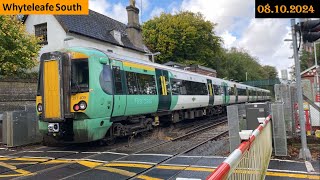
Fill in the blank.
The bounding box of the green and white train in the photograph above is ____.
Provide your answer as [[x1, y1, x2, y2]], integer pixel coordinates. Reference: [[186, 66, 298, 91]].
[[36, 47, 271, 143]]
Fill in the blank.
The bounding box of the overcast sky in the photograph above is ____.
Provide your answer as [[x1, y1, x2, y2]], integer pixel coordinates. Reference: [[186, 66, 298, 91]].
[[89, 0, 294, 75]]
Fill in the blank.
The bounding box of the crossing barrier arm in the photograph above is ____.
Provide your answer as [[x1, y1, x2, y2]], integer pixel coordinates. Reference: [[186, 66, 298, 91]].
[[207, 115, 272, 180]]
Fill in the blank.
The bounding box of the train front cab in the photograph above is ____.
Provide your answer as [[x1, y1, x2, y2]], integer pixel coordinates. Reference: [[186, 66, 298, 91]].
[[36, 50, 113, 143]]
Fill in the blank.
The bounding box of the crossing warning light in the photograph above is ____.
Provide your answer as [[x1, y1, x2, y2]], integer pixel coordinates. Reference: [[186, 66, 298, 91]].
[[299, 20, 320, 43]]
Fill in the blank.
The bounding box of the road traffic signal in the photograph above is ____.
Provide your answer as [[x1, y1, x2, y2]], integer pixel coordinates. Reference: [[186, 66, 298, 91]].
[[299, 20, 320, 43]]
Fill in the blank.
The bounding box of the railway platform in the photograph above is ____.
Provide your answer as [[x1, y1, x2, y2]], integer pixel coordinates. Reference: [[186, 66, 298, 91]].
[[0, 148, 319, 180]]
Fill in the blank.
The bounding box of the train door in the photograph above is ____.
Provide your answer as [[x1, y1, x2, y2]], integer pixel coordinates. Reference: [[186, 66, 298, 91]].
[[155, 69, 171, 111], [43, 59, 63, 119], [207, 79, 214, 105], [246, 87, 249, 101], [234, 84, 238, 103], [222, 83, 229, 104], [110, 60, 127, 117]]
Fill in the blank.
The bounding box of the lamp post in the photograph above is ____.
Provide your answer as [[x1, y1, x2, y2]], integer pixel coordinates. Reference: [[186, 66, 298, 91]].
[[145, 52, 161, 63]]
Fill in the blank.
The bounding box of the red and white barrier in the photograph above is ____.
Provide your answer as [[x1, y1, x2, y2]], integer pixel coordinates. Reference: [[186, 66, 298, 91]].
[[207, 115, 272, 180]]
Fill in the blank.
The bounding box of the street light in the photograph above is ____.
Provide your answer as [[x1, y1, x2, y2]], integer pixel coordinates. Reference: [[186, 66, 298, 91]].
[[145, 52, 160, 63]]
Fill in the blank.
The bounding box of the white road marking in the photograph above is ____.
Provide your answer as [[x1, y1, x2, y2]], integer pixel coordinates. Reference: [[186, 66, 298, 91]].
[[24, 151, 43, 153], [133, 153, 173, 157], [267, 168, 308, 174], [114, 160, 157, 165], [305, 161, 315, 172], [102, 152, 128, 155], [47, 151, 79, 153], [81, 152, 101, 154]]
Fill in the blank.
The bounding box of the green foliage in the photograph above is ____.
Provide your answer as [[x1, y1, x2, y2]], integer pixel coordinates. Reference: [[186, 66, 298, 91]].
[[142, 11, 278, 82], [0, 15, 41, 76], [216, 48, 277, 82], [300, 45, 320, 71], [142, 11, 222, 65], [262, 65, 278, 79]]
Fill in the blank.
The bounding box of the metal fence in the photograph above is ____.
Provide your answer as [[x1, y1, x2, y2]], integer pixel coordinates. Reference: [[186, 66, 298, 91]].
[[206, 115, 272, 180]]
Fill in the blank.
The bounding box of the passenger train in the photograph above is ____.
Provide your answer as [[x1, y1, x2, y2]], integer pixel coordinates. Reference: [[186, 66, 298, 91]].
[[36, 47, 271, 143]]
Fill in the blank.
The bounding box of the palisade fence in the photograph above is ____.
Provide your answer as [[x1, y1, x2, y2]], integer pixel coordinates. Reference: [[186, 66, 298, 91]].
[[206, 115, 272, 180], [0, 78, 37, 145]]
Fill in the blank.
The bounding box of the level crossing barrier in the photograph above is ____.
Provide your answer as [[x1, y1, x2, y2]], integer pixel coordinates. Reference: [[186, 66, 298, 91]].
[[207, 115, 272, 180]]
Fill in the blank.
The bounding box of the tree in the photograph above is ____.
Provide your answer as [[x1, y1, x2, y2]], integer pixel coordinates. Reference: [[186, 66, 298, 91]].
[[217, 48, 273, 82], [0, 15, 40, 76], [263, 65, 278, 79], [142, 11, 222, 65], [299, 44, 320, 71]]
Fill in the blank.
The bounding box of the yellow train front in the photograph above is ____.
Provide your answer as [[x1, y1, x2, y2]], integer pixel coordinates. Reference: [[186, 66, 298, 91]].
[[36, 48, 115, 143]]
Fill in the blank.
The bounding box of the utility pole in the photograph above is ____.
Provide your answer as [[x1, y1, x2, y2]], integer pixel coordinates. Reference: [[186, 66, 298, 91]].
[[291, 19, 312, 160], [314, 42, 319, 97]]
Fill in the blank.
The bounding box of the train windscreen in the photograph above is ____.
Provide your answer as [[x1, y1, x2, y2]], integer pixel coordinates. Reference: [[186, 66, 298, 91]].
[[71, 59, 89, 93]]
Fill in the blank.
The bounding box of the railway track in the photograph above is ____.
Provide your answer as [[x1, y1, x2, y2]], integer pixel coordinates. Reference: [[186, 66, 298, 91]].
[[172, 114, 226, 132]]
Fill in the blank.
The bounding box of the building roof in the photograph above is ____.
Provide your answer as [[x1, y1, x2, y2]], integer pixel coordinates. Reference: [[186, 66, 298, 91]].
[[163, 61, 186, 68], [190, 64, 217, 73], [300, 65, 319, 75], [23, 10, 147, 53]]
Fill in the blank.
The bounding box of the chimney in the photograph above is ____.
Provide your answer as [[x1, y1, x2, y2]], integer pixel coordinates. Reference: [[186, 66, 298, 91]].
[[126, 0, 144, 50]]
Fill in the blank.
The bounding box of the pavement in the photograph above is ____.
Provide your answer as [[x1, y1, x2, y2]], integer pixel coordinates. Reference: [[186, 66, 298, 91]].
[[0, 148, 319, 180]]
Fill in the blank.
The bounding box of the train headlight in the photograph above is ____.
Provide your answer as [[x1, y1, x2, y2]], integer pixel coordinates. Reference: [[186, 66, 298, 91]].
[[37, 103, 43, 112], [79, 101, 87, 110]]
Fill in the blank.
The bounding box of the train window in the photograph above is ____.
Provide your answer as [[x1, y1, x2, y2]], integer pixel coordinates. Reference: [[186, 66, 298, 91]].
[[136, 74, 157, 95], [126, 72, 139, 95], [182, 81, 205, 95], [71, 60, 89, 93], [191, 81, 207, 95], [99, 64, 113, 94], [37, 64, 42, 96], [213, 85, 220, 95], [112, 66, 123, 94], [171, 79, 207, 95], [229, 87, 235, 95], [237, 88, 246, 96], [171, 79, 186, 95]]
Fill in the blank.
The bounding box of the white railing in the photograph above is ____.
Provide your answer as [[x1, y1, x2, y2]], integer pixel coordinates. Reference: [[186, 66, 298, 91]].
[[207, 115, 272, 180]]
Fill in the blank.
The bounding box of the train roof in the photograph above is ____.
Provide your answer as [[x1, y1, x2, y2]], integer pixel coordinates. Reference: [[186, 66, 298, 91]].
[[70, 47, 270, 93]]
